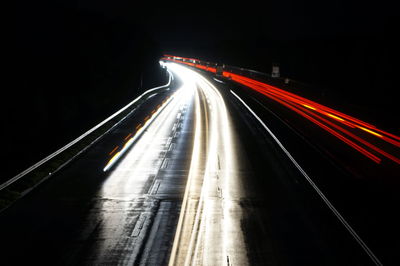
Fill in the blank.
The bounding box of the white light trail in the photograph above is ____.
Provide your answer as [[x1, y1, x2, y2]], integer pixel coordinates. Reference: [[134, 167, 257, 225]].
[[167, 63, 248, 266], [103, 94, 175, 172]]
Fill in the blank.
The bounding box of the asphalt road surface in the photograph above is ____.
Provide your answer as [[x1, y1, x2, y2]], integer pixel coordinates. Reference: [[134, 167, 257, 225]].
[[1, 62, 398, 265]]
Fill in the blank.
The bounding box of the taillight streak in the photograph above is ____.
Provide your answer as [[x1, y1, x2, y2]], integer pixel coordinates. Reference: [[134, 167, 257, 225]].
[[232, 75, 400, 164], [238, 79, 382, 163], [163, 58, 400, 164]]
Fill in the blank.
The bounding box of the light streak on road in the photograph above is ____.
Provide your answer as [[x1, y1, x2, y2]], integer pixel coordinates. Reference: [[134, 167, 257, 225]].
[[88, 74, 194, 263], [359, 126, 383, 138], [226, 72, 400, 164], [169, 74, 202, 266], [326, 113, 345, 122], [103, 94, 174, 171], [167, 63, 248, 266], [164, 57, 400, 165], [101, 89, 192, 181], [303, 104, 317, 110], [105, 152, 121, 170]]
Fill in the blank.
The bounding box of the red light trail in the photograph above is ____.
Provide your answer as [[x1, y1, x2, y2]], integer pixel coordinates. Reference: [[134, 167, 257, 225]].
[[164, 56, 400, 165]]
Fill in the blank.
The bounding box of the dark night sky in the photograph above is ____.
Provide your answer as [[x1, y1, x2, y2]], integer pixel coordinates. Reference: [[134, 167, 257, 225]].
[[6, 0, 399, 179], [13, 0, 398, 67], [77, 1, 396, 39], [58, 0, 398, 114]]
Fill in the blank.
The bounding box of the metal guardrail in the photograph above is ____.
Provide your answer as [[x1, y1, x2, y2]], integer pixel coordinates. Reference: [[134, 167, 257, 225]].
[[0, 70, 173, 192], [219, 63, 311, 90], [163, 56, 312, 92]]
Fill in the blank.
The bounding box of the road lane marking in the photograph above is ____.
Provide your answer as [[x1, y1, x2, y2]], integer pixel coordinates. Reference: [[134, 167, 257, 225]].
[[185, 87, 210, 266], [131, 214, 147, 237], [149, 179, 161, 195], [169, 143, 176, 152], [161, 158, 169, 169], [124, 133, 133, 140], [230, 90, 383, 266], [167, 63, 248, 265], [168, 86, 202, 266], [108, 146, 119, 156], [166, 137, 172, 146]]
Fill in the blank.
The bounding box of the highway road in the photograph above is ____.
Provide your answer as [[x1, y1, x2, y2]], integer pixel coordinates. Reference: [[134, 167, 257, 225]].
[[1, 62, 399, 265]]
